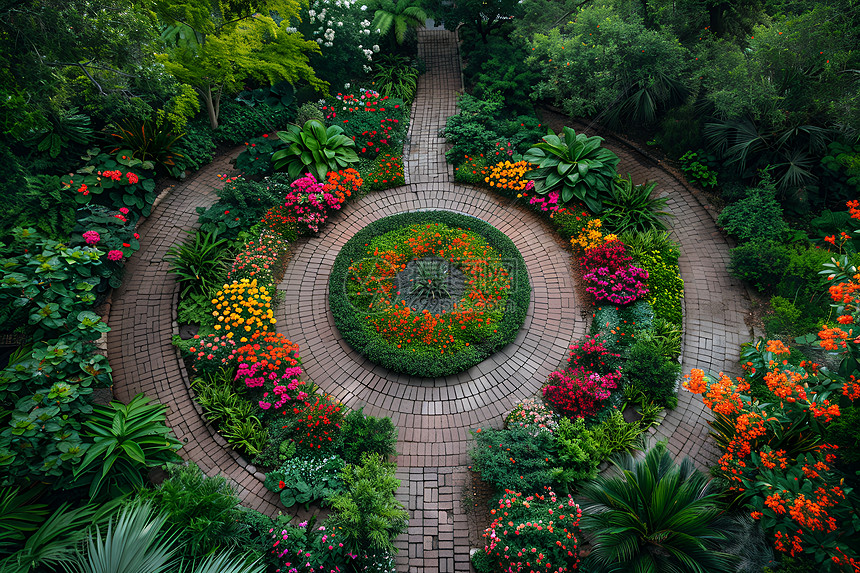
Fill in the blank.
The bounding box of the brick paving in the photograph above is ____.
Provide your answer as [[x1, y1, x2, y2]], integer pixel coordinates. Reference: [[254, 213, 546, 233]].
[[106, 27, 750, 572]]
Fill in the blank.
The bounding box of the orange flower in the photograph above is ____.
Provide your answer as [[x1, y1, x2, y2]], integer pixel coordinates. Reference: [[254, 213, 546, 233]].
[[765, 340, 791, 355]]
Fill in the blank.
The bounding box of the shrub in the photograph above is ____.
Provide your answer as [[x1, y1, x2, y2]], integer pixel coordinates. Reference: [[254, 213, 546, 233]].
[[327, 453, 408, 553], [296, 102, 324, 126], [267, 517, 357, 572], [624, 338, 681, 408], [362, 152, 405, 191], [454, 154, 489, 184], [215, 100, 294, 146], [729, 241, 792, 292], [263, 455, 345, 509], [590, 302, 655, 352], [717, 176, 789, 243], [634, 244, 684, 326], [567, 335, 621, 375], [504, 398, 559, 434], [281, 173, 347, 234], [140, 462, 257, 563], [473, 487, 582, 573], [679, 150, 719, 189], [554, 417, 602, 483], [470, 426, 558, 494], [164, 230, 231, 298], [175, 118, 216, 171], [544, 366, 621, 419], [601, 175, 671, 234], [281, 394, 345, 454], [338, 408, 398, 465], [590, 409, 642, 458]]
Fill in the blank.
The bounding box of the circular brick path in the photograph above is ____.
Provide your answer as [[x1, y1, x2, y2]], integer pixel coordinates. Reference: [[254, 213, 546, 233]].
[[106, 28, 750, 573]]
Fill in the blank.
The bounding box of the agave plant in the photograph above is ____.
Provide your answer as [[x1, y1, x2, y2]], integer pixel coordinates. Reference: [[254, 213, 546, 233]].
[[272, 119, 359, 180], [601, 174, 672, 234], [523, 126, 620, 213], [409, 259, 451, 300], [578, 443, 736, 573]]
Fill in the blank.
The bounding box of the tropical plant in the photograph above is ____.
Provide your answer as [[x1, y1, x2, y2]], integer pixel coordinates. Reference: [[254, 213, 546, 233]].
[[326, 453, 408, 553], [236, 80, 295, 109], [409, 259, 452, 300], [0, 501, 121, 573], [372, 54, 419, 102], [578, 443, 735, 573], [523, 126, 620, 213], [139, 463, 256, 564], [601, 175, 671, 234], [0, 486, 48, 554], [338, 408, 398, 465], [24, 106, 94, 159], [369, 0, 427, 47], [110, 116, 185, 175], [73, 394, 184, 499], [163, 230, 231, 298], [272, 119, 358, 179]]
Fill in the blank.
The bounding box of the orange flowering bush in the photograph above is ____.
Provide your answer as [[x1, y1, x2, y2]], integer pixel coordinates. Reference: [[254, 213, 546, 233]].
[[365, 152, 405, 191], [484, 160, 534, 195], [323, 167, 363, 203], [570, 219, 618, 253], [685, 339, 860, 569]]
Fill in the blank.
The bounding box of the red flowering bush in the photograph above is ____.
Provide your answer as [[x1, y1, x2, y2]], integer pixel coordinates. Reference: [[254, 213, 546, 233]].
[[284, 394, 344, 452], [323, 90, 407, 160], [567, 335, 620, 374], [259, 204, 298, 238], [579, 240, 649, 305], [234, 331, 306, 412], [365, 153, 405, 191], [543, 366, 621, 419], [474, 487, 582, 573], [579, 240, 632, 273]]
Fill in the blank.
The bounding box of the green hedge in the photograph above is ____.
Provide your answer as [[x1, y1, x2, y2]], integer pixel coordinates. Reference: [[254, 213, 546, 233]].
[[329, 211, 530, 378]]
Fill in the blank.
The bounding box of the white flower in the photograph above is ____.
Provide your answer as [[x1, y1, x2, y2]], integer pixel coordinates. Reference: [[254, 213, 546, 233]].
[[337, 21, 343, 26], [363, 29, 370, 35], [344, 83, 351, 89], [360, 4, 367, 9], [285, 26, 297, 33], [363, 64, 372, 73], [360, 19, 370, 27], [315, 38, 323, 43], [372, 44, 379, 52], [324, 41, 333, 47], [308, 9, 316, 18]]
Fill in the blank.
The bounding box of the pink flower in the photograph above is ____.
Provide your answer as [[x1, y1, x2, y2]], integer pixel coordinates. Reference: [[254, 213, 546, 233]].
[[107, 250, 124, 261], [82, 230, 100, 245], [119, 207, 129, 214]]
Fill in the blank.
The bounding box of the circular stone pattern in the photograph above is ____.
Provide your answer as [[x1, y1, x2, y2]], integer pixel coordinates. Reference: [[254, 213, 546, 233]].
[[330, 211, 531, 378]]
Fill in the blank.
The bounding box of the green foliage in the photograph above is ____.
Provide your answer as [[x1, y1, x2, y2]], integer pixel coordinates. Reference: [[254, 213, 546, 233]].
[[824, 404, 860, 466], [236, 80, 295, 110], [717, 175, 789, 243], [628, 236, 684, 327], [263, 455, 345, 509], [155, 0, 325, 130], [579, 443, 735, 573], [729, 240, 791, 292], [296, 103, 324, 126], [625, 338, 682, 408], [523, 126, 621, 212], [24, 107, 94, 160], [214, 100, 295, 146], [233, 135, 283, 178], [338, 408, 397, 465], [369, 0, 427, 46], [373, 55, 420, 102], [191, 374, 267, 457], [634, 318, 682, 361], [654, 105, 705, 160], [174, 119, 217, 172], [0, 485, 48, 554], [470, 426, 558, 494], [527, 10, 690, 127], [195, 175, 291, 242], [601, 175, 671, 234], [327, 453, 408, 553], [273, 119, 359, 179], [109, 116, 185, 177], [140, 463, 258, 564], [73, 394, 184, 499], [440, 0, 522, 42], [1, 175, 77, 242], [766, 295, 802, 336], [453, 154, 490, 185], [462, 37, 539, 115], [589, 410, 642, 458], [553, 417, 602, 483], [679, 150, 719, 189], [821, 141, 860, 199], [591, 301, 654, 352], [163, 230, 231, 299]]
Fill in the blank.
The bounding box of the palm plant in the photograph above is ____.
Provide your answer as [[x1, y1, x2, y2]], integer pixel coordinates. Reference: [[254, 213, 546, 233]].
[[373, 54, 420, 102], [601, 175, 672, 234], [410, 259, 451, 300], [0, 486, 48, 555], [602, 72, 690, 129], [578, 443, 736, 573], [369, 0, 427, 47]]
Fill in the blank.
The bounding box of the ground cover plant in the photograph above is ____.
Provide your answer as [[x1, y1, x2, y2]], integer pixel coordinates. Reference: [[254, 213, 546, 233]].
[[330, 211, 531, 377]]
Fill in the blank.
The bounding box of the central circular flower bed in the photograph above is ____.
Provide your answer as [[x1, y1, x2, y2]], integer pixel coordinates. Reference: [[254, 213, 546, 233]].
[[330, 211, 531, 378]]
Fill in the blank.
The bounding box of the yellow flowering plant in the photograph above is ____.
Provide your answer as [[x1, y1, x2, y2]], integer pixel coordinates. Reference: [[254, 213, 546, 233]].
[[571, 218, 617, 252], [484, 160, 534, 196], [211, 278, 276, 342]]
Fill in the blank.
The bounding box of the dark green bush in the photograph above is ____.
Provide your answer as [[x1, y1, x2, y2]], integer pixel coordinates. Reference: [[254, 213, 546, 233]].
[[729, 241, 792, 292], [470, 426, 558, 494], [338, 408, 398, 465], [717, 177, 789, 243], [215, 100, 295, 146], [174, 118, 216, 171], [591, 301, 654, 352], [654, 104, 705, 159], [624, 338, 681, 408]]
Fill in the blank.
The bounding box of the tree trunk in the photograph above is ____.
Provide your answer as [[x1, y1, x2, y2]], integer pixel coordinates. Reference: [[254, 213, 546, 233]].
[[203, 85, 218, 130], [708, 2, 729, 37]]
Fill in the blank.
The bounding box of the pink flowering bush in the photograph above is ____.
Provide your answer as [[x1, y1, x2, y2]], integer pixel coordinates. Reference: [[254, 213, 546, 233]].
[[227, 231, 291, 285], [582, 264, 649, 305], [474, 487, 582, 573], [543, 366, 621, 419], [579, 240, 632, 273], [284, 174, 345, 234], [269, 522, 357, 573], [233, 331, 306, 412], [185, 333, 238, 374]]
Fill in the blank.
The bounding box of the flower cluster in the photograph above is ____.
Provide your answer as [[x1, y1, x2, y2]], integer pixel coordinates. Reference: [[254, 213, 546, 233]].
[[543, 366, 621, 418], [285, 394, 344, 452], [283, 173, 344, 234], [323, 167, 363, 203], [480, 487, 582, 573], [259, 204, 297, 237], [580, 241, 648, 305], [347, 223, 511, 354], [269, 522, 356, 573], [211, 279, 277, 342], [485, 160, 534, 194], [567, 335, 619, 374], [353, 118, 399, 155], [570, 218, 617, 252], [504, 398, 559, 435], [186, 334, 238, 373], [82, 230, 100, 245], [227, 232, 291, 284], [365, 152, 405, 191], [234, 331, 306, 411]]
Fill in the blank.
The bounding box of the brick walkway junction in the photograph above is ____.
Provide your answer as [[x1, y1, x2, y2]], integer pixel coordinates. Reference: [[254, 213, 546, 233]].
[[107, 28, 750, 572]]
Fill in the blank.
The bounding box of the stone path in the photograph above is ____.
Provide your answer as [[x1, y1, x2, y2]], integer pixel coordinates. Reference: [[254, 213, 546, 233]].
[[106, 27, 749, 573]]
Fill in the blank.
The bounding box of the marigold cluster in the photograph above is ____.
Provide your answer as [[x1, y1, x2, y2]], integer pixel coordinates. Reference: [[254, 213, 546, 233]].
[[211, 279, 276, 342], [484, 160, 534, 192]]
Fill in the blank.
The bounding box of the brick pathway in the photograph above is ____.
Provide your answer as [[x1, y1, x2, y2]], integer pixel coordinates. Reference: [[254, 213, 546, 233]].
[[106, 27, 750, 573]]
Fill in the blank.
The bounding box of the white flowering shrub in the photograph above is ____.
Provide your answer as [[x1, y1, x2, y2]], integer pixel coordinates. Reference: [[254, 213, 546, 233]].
[[290, 0, 381, 87]]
